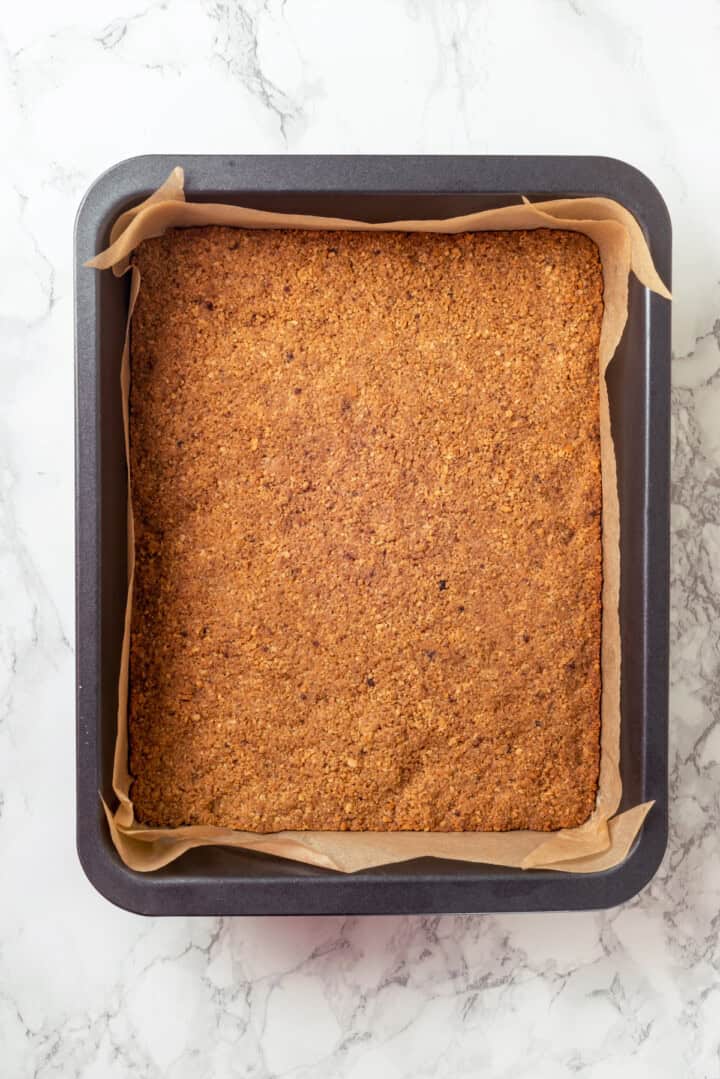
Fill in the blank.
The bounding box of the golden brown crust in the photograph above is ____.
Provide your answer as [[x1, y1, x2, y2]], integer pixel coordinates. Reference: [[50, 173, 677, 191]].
[[128, 225, 603, 833]]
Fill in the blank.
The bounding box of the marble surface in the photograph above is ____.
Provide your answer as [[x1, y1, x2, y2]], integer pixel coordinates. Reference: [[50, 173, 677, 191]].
[[2, 0, 720, 1075]]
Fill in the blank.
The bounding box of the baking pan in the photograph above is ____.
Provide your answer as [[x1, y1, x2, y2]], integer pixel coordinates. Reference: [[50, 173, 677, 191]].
[[75, 155, 670, 915]]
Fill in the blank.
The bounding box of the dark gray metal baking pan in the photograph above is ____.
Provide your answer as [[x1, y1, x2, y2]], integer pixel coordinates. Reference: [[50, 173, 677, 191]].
[[75, 155, 670, 915]]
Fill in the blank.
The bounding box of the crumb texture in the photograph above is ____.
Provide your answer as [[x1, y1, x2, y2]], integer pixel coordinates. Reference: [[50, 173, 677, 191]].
[[129, 225, 603, 833]]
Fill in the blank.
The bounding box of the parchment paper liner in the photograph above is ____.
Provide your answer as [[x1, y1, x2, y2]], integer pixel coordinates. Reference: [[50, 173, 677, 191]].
[[88, 167, 670, 873]]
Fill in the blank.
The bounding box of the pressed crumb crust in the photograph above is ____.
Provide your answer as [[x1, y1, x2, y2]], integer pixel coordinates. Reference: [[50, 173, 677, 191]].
[[128, 225, 603, 833]]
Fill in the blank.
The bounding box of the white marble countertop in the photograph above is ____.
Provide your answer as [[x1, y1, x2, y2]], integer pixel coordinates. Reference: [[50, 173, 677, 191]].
[[2, 0, 720, 1075]]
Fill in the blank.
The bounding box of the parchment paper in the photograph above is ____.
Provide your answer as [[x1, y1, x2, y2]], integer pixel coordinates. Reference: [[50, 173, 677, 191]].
[[88, 167, 670, 874]]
